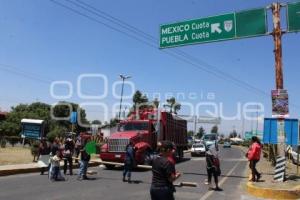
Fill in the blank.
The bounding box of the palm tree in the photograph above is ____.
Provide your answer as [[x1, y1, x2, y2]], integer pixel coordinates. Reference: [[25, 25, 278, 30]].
[[164, 97, 181, 114]]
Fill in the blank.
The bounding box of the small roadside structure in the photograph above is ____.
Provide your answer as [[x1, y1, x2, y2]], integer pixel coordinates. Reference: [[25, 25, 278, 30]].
[[21, 119, 45, 140]]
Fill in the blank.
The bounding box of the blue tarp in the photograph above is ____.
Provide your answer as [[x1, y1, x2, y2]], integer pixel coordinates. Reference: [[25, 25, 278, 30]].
[[263, 118, 299, 145], [70, 111, 77, 124], [263, 118, 278, 144], [285, 119, 299, 146]]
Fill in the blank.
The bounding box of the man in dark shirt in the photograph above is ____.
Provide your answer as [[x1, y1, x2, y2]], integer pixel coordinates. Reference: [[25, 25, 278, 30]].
[[150, 141, 180, 200], [123, 142, 135, 183], [78, 147, 91, 180], [63, 138, 75, 175]]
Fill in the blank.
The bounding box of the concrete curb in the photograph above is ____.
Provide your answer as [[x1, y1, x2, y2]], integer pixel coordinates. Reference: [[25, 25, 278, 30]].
[[246, 182, 300, 199], [0, 162, 101, 177], [238, 144, 300, 200]]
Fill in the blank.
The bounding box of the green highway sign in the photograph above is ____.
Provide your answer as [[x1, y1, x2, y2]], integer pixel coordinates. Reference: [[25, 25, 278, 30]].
[[235, 8, 267, 38], [287, 2, 300, 32], [160, 8, 267, 48]]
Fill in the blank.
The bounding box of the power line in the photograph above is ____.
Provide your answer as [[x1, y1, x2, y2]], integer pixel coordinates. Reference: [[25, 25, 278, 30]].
[[51, 0, 272, 98], [73, 0, 267, 96], [0, 63, 52, 84], [54, 0, 300, 110], [73, 0, 271, 97]]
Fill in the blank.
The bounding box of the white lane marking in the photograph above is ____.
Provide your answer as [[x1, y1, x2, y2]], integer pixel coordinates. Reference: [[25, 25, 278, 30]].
[[191, 158, 206, 161], [191, 158, 247, 162], [199, 161, 241, 200]]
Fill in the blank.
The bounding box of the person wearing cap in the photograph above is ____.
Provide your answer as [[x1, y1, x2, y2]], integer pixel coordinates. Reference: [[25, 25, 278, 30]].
[[205, 144, 222, 191], [150, 141, 180, 200]]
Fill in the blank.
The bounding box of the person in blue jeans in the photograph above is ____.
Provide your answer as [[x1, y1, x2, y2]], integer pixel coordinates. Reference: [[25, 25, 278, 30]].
[[123, 142, 135, 183], [78, 147, 90, 180]]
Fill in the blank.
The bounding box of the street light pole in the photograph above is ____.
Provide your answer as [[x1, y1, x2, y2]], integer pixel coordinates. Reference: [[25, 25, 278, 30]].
[[118, 74, 131, 120]]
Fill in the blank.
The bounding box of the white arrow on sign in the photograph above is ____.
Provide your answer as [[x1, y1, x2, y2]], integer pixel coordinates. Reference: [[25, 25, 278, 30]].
[[211, 23, 222, 34]]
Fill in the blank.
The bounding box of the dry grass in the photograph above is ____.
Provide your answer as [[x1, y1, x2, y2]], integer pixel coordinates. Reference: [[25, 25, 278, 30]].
[[0, 147, 34, 165]]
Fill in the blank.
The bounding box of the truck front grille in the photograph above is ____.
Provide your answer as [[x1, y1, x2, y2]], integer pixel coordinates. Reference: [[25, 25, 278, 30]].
[[108, 138, 129, 152]]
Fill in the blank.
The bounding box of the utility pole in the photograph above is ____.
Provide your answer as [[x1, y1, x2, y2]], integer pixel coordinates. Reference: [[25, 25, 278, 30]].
[[256, 104, 259, 136], [271, 2, 287, 182], [271, 3, 285, 157], [194, 115, 197, 142], [241, 116, 245, 139], [272, 3, 284, 90], [118, 74, 131, 120]]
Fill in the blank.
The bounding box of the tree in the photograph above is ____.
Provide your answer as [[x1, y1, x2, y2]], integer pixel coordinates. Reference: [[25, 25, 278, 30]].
[[91, 120, 101, 125], [164, 97, 181, 114], [109, 118, 119, 128], [132, 90, 148, 110], [187, 130, 194, 137], [0, 102, 51, 137], [0, 101, 89, 139], [196, 126, 206, 139], [220, 134, 225, 140], [47, 125, 67, 142], [211, 125, 218, 134], [51, 101, 89, 133], [153, 98, 160, 109], [229, 130, 238, 138]]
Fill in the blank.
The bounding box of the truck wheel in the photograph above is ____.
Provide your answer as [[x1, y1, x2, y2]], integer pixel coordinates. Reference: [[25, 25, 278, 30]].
[[177, 148, 184, 161], [143, 150, 151, 165], [104, 164, 115, 170], [180, 148, 184, 159]]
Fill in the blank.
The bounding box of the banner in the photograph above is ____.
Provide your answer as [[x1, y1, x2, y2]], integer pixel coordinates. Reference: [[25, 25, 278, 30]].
[[272, 89, 289, 118]]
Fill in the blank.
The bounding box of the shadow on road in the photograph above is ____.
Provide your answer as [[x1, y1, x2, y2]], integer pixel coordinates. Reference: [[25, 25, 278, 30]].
[[98, 176, 150, 185], [183, 172, 248, 179], [177, 158, 191, 163]]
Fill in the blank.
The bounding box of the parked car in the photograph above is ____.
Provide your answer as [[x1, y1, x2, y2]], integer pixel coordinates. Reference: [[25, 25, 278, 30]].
[[288, 146, 300, 165], [191, 143, 206, 157], [223, 141, 231, 148]]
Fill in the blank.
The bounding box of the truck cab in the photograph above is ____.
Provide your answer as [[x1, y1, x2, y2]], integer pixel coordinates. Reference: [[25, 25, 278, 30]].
[[100, 120, 156, 167]]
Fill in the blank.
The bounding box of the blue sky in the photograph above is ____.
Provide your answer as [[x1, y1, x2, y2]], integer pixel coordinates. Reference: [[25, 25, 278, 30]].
[[0, 0, 299, 134]]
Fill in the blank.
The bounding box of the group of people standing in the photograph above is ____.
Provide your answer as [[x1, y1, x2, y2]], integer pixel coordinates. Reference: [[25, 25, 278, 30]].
[[38, 135, 262, 200], [37, 135, 91, 181], [147, 136, 262, 200]]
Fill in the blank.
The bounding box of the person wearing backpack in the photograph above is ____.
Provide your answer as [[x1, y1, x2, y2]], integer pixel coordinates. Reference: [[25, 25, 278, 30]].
[[205, 144, 222, 191]]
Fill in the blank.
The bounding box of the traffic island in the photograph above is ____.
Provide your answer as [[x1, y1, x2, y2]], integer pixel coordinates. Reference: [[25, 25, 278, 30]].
[[0, 159, 101, 176], [247, 181, 300, 199], [244, 156, 300, 199], [235, 145, 300, 199]]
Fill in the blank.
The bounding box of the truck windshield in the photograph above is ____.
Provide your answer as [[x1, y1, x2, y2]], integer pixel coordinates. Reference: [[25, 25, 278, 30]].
[[203, 134, 216, 141], [118, 123, 148, 132]]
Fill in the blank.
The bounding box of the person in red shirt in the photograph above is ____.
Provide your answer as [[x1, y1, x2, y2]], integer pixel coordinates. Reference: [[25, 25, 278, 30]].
[[247, 136, 262, 182]]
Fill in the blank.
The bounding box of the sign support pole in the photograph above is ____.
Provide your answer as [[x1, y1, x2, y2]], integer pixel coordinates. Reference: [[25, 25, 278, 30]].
[[272, 3, 284, 90], [271, 2, 286, 182]]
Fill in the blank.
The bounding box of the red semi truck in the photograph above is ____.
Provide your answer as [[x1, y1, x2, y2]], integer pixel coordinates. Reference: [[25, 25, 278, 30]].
[[100, 109, 188, 168]]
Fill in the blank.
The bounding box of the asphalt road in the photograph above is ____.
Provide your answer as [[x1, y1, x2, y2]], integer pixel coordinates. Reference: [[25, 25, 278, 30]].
[[0, 146, 256, 200]]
